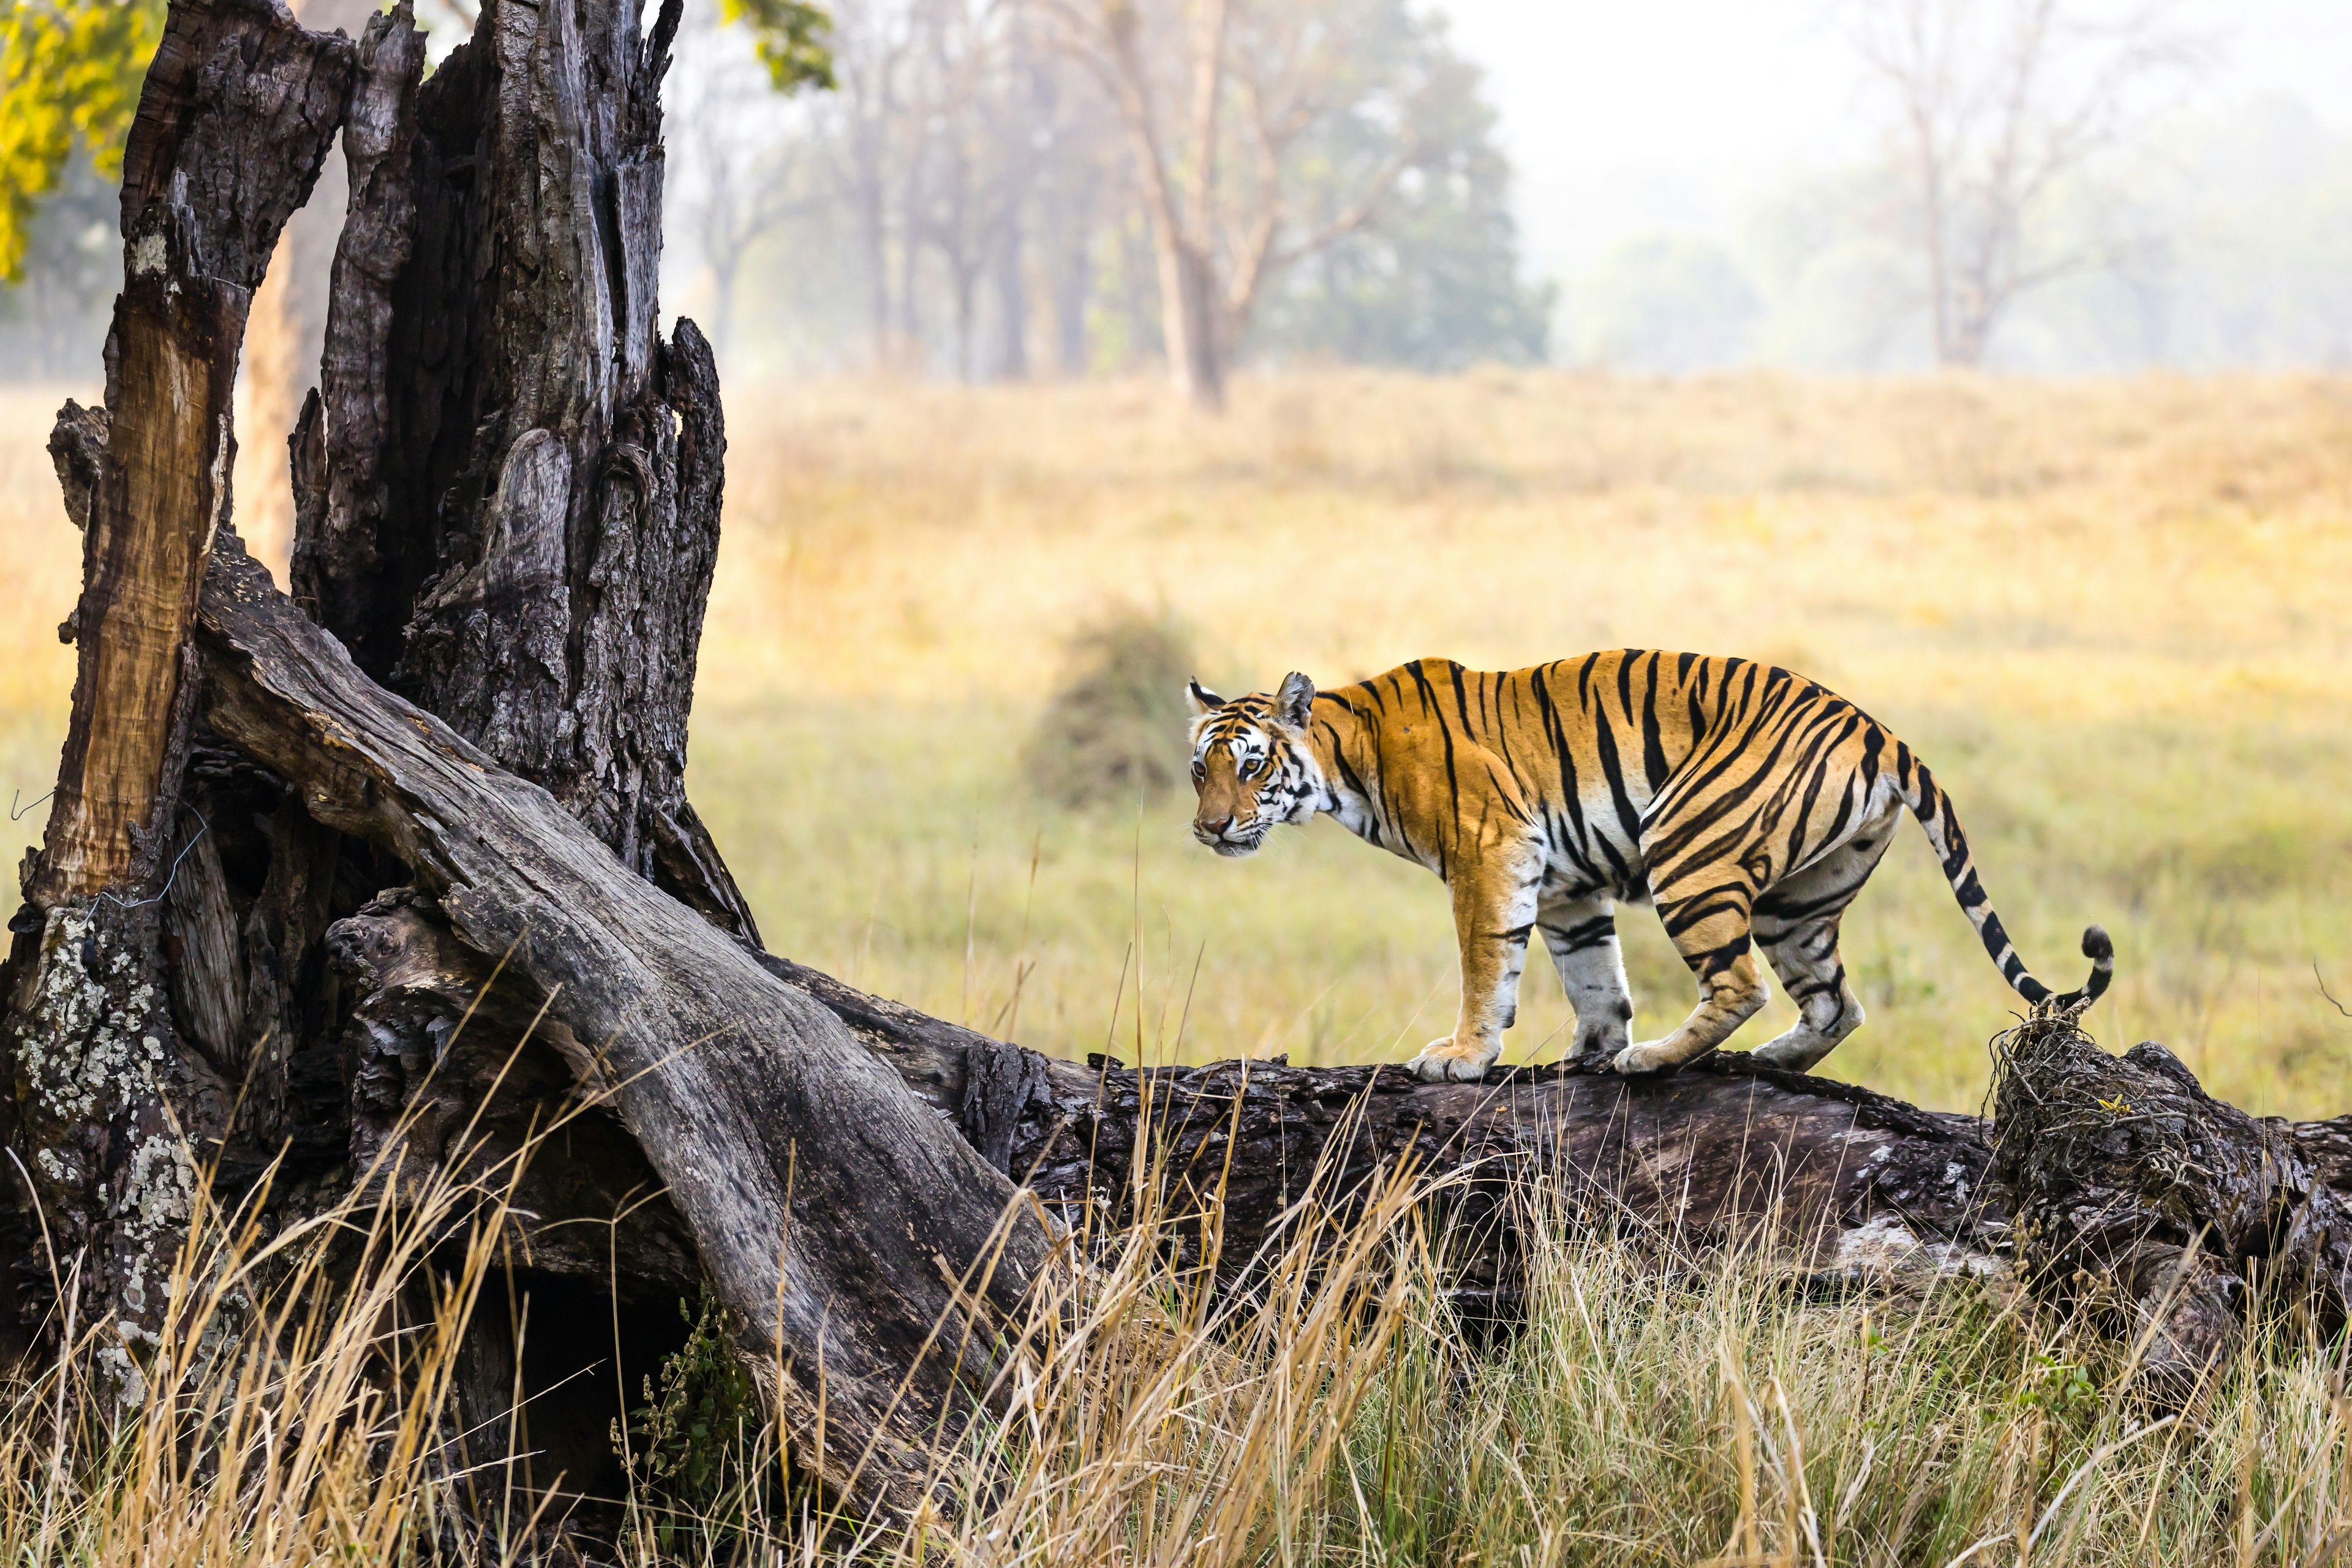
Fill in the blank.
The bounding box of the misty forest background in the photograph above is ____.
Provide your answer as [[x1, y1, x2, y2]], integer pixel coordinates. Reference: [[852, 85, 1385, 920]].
[[2, 0, 2350, 1123], [10, 0, 2352, 383]]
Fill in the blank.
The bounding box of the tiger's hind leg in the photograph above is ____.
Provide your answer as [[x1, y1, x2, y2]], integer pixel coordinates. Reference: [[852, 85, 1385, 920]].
[[1750, 916, 1862, 1072], [1750, 826, 1896, 1072], [1612, 888, 1768, 1076], [1539, 894, 1634, 1065]]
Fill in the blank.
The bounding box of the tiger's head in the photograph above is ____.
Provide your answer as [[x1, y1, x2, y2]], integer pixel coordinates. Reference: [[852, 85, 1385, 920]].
[[1186, 671, 1325, 857]]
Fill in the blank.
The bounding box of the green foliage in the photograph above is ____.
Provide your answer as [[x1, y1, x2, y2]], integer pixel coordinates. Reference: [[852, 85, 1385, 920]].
[[2016, 1348, 2101, 1419], [1248, 4, 1551, 370], [614, 1295, 774, 1547], [0, 0, 162, 283], [1021, 608, 1200, 810], [717, 0, 833, 95]]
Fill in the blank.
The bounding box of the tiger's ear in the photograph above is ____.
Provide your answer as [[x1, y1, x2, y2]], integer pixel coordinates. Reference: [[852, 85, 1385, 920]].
[[1185, 679, 1224, 717], [1275, 671, 1316, 729]]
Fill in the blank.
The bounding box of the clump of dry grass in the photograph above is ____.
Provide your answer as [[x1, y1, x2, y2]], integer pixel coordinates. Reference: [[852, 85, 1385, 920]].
[[0, 1142, 516, 1564], [1020, 608, 1199, 809]]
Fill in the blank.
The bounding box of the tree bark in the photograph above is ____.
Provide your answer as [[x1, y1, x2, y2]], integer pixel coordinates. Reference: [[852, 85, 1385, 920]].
[[285, 0, 754, 941], [1, 0, 354, 1362]]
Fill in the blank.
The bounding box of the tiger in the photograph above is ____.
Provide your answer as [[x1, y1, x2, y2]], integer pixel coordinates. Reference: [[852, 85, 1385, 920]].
[[1185, 651, 2112, 1082]]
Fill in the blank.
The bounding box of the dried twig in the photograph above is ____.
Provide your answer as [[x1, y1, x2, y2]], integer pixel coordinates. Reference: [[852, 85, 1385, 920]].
[[2318, 962, 2352, 1022]]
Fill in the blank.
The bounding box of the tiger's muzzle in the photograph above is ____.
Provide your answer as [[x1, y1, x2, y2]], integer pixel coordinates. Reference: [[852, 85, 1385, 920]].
[[1193, 812, 1269, 856]]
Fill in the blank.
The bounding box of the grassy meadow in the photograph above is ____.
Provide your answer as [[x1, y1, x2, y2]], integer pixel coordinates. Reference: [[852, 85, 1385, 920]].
[[4, 371, 2352, 1564], [7, 372, 2352, 1114]]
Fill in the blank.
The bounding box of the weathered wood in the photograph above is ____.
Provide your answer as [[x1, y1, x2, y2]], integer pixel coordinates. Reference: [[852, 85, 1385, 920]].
[[285, 0, 424, 641], [285, 0, 756, 940], [2, 0, 355, 1356], [257, 0, 755, 1491], [196, 535, 1050, 1509], [821, 986, 2002, 1298], [789, 965, 2352, 1393], [34, 0, 353, 902], [1994, 1025, 2352, 1396]]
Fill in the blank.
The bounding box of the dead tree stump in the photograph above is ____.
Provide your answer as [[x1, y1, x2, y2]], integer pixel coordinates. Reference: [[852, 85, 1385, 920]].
[[1, 0, 353, 1371]]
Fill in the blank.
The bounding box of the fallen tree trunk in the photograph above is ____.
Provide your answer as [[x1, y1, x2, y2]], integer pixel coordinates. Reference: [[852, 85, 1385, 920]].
[[766, 953, 1994, 1291], [196, 535, 1049, 1510], [780, 950, 2352, 1394]]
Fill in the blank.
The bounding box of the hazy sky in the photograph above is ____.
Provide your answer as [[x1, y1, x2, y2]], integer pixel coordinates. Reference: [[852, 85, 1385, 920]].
[[1434, 0, 2352, 283]]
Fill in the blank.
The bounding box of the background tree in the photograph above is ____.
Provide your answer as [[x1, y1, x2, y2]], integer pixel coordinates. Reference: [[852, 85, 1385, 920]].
[[666, 0, 815, 364], [1841, 0, 2201, 368], [0, 0, 164, 282], [1042, 0, 1447, 409], [1248, 21, 1548, 371], [647, 0, 1540, 386], [720, 0, 832, 91]]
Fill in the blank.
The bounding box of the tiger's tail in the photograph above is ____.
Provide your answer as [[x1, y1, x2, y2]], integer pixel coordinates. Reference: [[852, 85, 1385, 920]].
[[1901, 761, 2113, 1012]]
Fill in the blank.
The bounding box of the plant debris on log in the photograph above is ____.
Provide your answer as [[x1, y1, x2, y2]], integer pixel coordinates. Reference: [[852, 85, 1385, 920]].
[[1994, 1013, 2352, 1396]]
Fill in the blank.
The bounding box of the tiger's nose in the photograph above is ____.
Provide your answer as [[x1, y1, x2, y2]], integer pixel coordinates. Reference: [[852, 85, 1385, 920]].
[[1197, 815, 1233, 838]]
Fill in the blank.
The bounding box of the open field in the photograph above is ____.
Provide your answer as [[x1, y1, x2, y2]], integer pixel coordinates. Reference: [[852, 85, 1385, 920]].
[[6, 371, 2352, 1563], [6, 372, 2352, 1115]]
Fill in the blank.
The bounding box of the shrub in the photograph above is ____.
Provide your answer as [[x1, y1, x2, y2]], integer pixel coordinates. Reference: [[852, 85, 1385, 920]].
[[1022, 609, 1200, 809]]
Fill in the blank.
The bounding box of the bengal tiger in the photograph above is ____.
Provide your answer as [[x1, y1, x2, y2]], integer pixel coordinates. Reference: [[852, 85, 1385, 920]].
[[1185, 652, 2111, 1082]]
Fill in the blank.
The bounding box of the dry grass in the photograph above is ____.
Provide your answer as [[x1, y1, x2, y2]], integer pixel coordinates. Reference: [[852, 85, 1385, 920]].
[[7, 372, 2351, 1115], [0, 1104, 531, 1563], [0, 938, 2349, 1564], [16, 1110, 2352, 1566]]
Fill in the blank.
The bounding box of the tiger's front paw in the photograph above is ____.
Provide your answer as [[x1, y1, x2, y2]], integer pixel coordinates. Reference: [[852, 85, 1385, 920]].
[[1405, 1037, 1496, 1083]]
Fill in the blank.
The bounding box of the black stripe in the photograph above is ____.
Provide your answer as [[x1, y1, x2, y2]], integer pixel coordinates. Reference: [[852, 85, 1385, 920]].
[[1408, 660, 1461, 836], [1531, 666, 1604, 883], [1662, 889, 1751, 938], [1978, 911, 2018, 963], [1640, 654, 1670, 792], [1591, 711, 1643, 851], [1756, 876, 1866, 923], [1545, 914, 1618, 952], [1686, 937, 1752, 978]]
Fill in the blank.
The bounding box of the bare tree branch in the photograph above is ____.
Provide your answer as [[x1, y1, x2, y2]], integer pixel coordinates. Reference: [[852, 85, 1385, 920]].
[[1841, 0, 2203, 366]]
